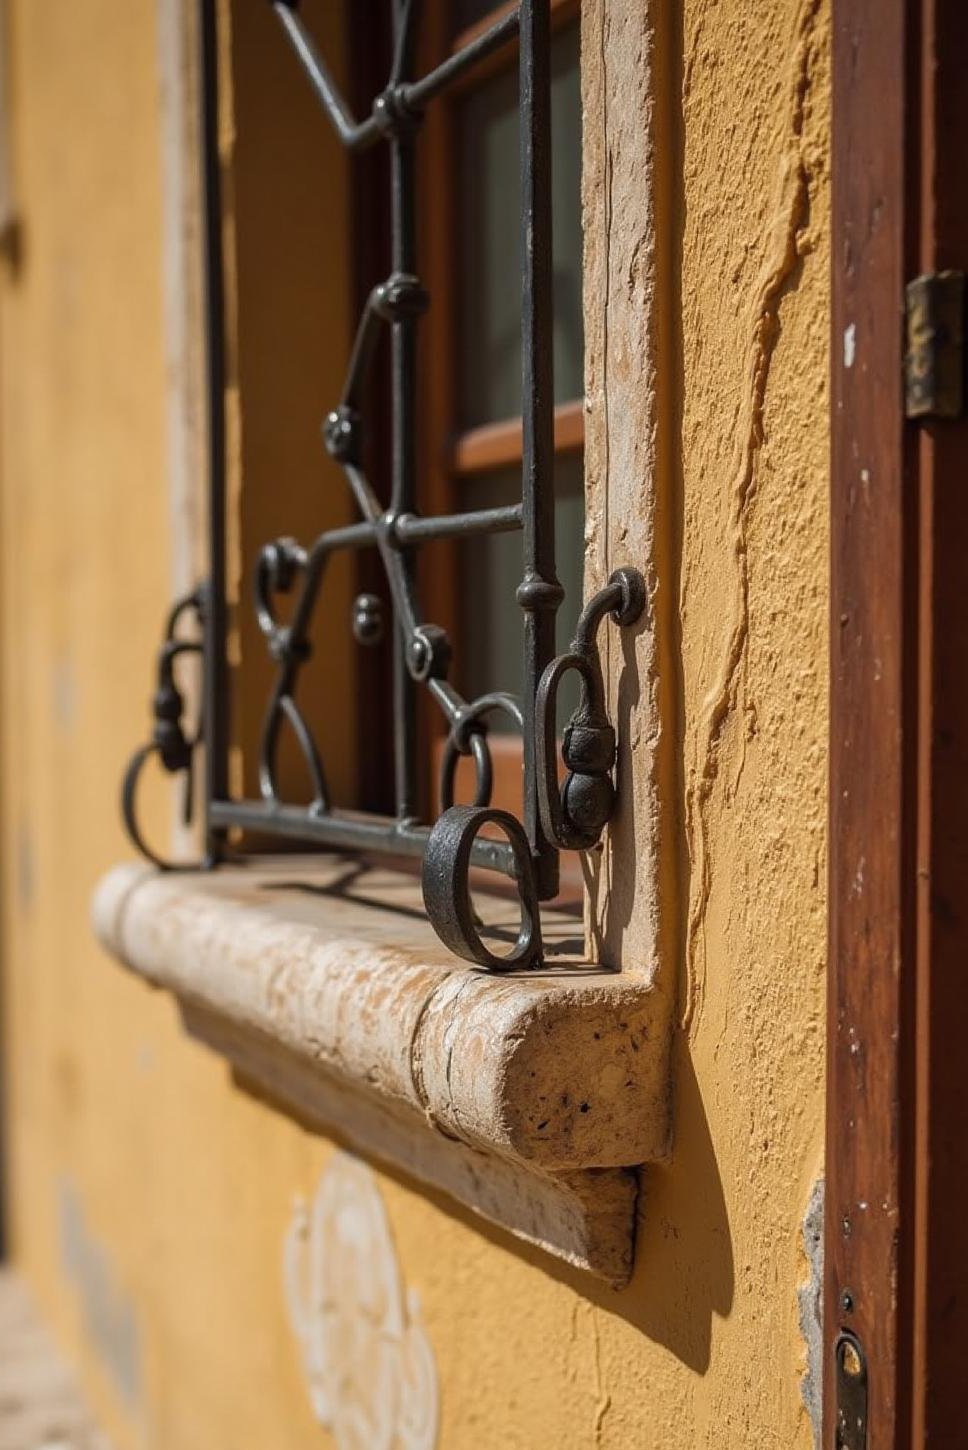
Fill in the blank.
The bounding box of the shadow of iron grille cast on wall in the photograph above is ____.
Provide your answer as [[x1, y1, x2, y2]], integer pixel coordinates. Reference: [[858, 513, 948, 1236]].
[[120, 0, 644, 971]]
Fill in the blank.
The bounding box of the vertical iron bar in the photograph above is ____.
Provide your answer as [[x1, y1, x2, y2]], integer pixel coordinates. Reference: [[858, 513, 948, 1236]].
[[199, 0, 229, 863], [518, 0, 560, 898], [389, 1, 420, 822]]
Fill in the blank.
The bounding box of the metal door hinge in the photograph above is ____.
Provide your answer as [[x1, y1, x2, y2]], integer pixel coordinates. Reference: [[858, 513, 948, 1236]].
[[905, 270, 965, 419], [834, 1330, 868, 1449]]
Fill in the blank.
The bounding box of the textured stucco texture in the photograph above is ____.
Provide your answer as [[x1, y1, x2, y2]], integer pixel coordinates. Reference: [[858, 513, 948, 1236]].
[[0, 0, 828, 1446]]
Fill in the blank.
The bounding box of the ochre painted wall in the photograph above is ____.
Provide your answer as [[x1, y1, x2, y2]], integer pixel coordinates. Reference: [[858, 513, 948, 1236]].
[[0, 1, 829, 1446]]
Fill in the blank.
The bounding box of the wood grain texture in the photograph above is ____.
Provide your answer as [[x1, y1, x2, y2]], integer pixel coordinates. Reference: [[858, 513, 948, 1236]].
[[826, 0, 915, 1442], [829, 4, 968, 1444], [581, 0, 678, 987], [911, 1, 968, 1441]]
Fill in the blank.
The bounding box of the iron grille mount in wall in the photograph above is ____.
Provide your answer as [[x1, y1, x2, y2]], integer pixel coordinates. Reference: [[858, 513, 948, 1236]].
[[121, 0, 645, 971]]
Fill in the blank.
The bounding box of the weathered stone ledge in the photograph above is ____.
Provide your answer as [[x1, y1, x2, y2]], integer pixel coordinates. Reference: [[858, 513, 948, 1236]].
[[92, 858, 671, 1285]]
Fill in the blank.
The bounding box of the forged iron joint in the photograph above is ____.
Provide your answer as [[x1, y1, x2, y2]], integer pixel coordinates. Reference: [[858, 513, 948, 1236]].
[[373, 271, 429, 322], [323, 405, 361, 464], [372, 86, 423, 139], [515, 573, 565, 615], [261, 537, 302, 593], [269, 626, 312, 665], [407, 623, 452, 682]]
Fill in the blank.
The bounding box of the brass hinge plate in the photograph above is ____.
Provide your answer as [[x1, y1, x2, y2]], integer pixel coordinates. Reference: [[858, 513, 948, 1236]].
[[905, 270, 965, 419]]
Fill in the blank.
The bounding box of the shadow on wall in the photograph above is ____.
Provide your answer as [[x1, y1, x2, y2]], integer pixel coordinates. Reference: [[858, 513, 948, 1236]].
[[536, 0, 735, 1375], [460, 1043, 731, 1374], [269, 1040, 734, 1376], [610, 1044, 734, 1373]]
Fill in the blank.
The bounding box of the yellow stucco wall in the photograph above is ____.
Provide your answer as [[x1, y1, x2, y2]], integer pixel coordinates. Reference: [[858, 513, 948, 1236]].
[[0, 1, 829, 1447]]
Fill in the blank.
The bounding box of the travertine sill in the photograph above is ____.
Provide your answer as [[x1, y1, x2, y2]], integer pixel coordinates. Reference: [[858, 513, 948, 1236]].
[[92, 858, 671, 1286]]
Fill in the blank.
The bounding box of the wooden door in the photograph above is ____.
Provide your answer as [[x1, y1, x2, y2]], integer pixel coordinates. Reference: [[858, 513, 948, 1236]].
[[826, 2, 968, 1444]]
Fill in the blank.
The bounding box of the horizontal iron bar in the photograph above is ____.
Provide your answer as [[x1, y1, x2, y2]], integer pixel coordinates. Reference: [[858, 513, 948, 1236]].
[[297, 503, 523, 563], [302, 520, 373, 559], [211, 800, 517, 876], [395, 503, 522, 541]]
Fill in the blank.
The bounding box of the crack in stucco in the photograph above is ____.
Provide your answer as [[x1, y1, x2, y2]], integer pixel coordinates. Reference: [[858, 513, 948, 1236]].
[[591, 1306, 611, 1443], [571, 1300, 611, 1446], [683, 0, 821, 1031]]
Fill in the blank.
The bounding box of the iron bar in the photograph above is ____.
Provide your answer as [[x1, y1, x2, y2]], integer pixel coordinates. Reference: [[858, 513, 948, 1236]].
[[403, 9, 521, 109], [388, 0, 420, 824], [209, 800, 516, 876], [296, 503, 523, 558], [517, 0, 560, 900], [394, 503, 522, 542], [273, 2, 521, 153], [272, 2, 382, 152], [199, 0, 228, 867]]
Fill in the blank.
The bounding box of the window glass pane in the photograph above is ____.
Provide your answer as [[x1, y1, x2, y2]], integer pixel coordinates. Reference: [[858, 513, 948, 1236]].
[[457, 25, 583, 429], [458, 452, 584, 731]]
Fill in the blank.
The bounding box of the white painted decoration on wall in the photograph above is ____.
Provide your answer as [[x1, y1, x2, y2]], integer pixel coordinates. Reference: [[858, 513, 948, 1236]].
[[284, 1151, 439, 1450]]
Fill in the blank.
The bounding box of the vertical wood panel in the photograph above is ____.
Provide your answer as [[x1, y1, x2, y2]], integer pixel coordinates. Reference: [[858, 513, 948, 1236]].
[[911, 1, 968, 1441], [826, 0, 916, 1443], [829, 0, 968, 1441]]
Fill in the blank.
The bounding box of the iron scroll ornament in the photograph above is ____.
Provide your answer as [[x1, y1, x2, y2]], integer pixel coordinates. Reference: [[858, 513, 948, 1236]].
[[120, 568, 646, 966], [121, 587, 207, 872], [119, 0, 648, 969], [421, 569, 646, 971]]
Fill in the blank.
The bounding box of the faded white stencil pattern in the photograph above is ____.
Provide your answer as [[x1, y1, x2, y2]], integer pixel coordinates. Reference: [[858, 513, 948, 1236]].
[[284, 1152, 438, 1450]]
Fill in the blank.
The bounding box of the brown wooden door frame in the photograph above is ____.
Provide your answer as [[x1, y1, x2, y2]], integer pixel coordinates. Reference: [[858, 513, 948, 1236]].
[[826, 1, 968, 1444]]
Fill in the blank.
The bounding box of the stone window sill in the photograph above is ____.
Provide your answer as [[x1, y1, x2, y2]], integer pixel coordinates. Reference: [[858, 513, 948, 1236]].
[[92, 858, 671, 1286]]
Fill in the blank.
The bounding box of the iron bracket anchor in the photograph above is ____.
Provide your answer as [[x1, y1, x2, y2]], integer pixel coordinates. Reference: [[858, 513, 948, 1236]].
[[422, 568, 647, 971]]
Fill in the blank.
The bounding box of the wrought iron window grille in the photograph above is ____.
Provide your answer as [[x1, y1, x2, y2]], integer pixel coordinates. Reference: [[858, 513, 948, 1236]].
[[121, 0, 645, 971]]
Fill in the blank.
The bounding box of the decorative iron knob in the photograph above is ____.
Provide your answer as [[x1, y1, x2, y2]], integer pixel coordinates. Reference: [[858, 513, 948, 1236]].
[[536, 567, 647, 852], [352, 593, 384, 646]]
